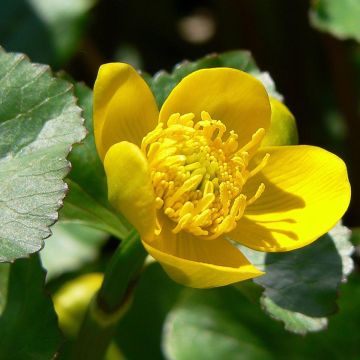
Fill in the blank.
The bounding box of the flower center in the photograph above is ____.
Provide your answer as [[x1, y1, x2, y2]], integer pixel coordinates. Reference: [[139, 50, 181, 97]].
[[141, 111, 269, 240]]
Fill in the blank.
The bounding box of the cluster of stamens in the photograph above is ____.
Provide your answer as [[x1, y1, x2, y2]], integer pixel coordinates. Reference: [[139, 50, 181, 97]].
[[141, 111, 269, 240]]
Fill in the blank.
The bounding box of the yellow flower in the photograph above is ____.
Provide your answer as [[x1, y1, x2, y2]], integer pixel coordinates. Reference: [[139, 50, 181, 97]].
[[93, 63, 350, 289]]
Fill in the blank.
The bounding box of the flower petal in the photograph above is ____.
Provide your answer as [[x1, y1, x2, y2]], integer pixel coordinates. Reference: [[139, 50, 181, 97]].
[[143, 216, 263, 288], [94, 63, 159, 160], [159, 68, 271, 147], [230, 145, 351, 251], [104, 141, 156, 239], [261, 98, 298, 146]]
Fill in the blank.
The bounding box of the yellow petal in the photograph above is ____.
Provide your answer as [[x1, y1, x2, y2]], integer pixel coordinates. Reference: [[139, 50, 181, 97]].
[[261, 98, 299, 146], [143, 216, 263, 288], [104, 141, 156, 239], [159, 68, 271, 147], [230, 145, 351, 251], [94, 63, 159, 160]]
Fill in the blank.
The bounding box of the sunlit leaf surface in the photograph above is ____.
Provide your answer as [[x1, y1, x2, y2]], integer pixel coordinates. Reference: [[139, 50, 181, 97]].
[[0, 48, 86, 262]]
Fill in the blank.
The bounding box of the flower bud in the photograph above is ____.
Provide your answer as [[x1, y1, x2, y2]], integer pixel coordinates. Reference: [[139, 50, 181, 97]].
[[262, 98, 299, 146]]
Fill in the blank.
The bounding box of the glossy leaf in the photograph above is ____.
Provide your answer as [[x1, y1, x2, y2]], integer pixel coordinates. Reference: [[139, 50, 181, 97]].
[[0, 256, 62, 360], [0, 48, 86, 262], [240, 223, 353, 320], [310, 0, 360, 42]]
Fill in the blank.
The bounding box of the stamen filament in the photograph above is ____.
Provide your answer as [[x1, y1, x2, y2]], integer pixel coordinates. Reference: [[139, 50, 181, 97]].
[[142, 111, 269, 239]]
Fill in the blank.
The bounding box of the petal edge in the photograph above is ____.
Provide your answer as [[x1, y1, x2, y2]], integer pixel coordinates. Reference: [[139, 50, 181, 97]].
[[231, 145, 351, 252]]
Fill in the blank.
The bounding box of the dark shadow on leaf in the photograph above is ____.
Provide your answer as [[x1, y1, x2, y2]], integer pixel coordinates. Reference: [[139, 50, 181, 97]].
[[255, 234, 343, 317]]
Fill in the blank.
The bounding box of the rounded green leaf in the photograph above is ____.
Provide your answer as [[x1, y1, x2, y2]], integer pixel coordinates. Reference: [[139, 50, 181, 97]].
[[0, 47, 86, 262], [240, 223, 353, 318]]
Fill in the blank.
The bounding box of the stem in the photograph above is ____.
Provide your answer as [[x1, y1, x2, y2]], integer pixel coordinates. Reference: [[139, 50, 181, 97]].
[[72, 229, 147, 360]]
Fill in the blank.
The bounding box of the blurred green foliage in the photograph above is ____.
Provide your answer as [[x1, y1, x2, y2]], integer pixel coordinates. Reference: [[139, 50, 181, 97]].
[[0, 0, 97, 68], [115, 262, 360, 360], [310, 0, 360, 42]]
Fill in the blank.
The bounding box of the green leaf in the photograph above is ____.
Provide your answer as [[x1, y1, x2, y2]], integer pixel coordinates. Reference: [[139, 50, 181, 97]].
[[40, 222, 107, 280], [0, 48, 86, 262], [0, 0, 97, 67], [0, 264, 10, 315], [310, 0, 360, 42], [268, 272, 360, 359], [147, 50, 283, 108], [260, 296, 328, 335], [0, 256, 62, 360], [240, 223, 353, 322], [162, 287, 273, 360], [115, 263, 183, 360], [256, 235, 342, 317], [60, 82, 131, 240], [350, 227, 360, 245]]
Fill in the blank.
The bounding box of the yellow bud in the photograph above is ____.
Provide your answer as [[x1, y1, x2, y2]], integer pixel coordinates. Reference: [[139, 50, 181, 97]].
[[53, 273, 103, 338], [262, 97, 299, 146]]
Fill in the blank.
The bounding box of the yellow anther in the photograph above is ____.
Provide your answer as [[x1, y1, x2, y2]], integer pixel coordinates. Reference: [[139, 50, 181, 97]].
[[172, 213, 193, 233], [167, 113, 181, 126], [141, 123, 163, 152], [179, 113, 195, 127], [196, 193, 216, 214], [201, 111, 212, 121], [237, 128, 265, 155], [179, 201, 195, 217], [166, 174, 203, 208], [184, 162, 202, 171], [155, 197, 164, 209], [162, 155, 186, 167], [249, 153, 270, 177], [204, 180, 214, 194], [146, 142, 161, 163], [142, 111, 268, 239], [247, 183, 266, 206]]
